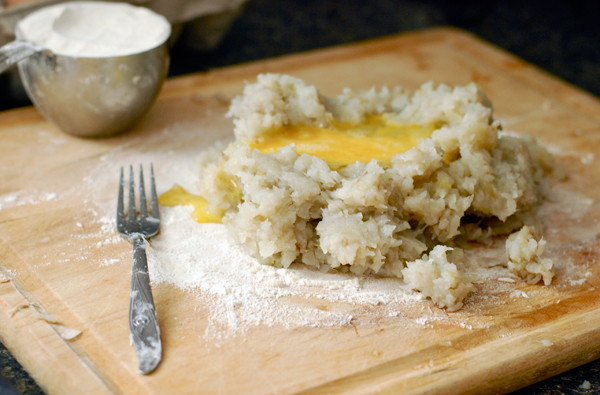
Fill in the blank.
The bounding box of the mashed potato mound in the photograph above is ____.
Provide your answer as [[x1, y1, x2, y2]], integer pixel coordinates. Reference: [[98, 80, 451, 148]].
[[197, 73, 556, 310]]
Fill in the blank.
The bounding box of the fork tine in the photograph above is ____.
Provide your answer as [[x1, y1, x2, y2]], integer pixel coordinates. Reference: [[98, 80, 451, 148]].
[[150, 163, 159, 220], [128, 165, 136, 223], [117, 167, 125, 231], [139, 165, 147, 219]]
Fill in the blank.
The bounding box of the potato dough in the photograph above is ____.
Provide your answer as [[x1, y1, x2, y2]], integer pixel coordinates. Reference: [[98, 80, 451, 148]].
[[197, 73, 556, 310]]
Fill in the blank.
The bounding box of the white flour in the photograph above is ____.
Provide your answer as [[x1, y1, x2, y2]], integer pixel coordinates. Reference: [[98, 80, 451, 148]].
[[146, 205, 432, 335], [17, 1, 170, 57]]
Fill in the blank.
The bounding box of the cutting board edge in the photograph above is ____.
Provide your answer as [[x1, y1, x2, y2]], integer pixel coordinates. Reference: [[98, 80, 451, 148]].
[[294, 302, 600, 395], [158, 26, 600, 122], [0, 248, 113, 395], [3, 28, 599, 131], [439, 27, 600, 121]]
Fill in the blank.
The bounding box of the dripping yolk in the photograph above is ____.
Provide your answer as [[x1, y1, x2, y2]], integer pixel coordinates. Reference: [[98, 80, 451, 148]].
[[159, 116, 435, 223], [158, 184, 225, 223], [249, 115, 435, 169]]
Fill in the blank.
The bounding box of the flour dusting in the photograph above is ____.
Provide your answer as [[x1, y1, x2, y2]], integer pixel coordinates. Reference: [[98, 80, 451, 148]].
[[146, 204, 428, 335]]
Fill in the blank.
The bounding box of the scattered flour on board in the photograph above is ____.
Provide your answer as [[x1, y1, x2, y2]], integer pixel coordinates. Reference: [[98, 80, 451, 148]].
[[146, 204, 429, 336], [1, 190, 59, 208]]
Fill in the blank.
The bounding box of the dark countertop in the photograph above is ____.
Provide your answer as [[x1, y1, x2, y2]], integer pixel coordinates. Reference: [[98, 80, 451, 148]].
[[2, 0, 600, 394]]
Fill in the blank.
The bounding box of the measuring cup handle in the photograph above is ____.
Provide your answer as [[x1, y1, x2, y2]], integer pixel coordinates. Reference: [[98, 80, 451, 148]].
[[0, 40, 45, 74]]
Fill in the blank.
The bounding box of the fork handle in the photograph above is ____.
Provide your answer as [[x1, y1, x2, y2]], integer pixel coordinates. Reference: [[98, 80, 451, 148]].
[[129, 234, 162, 374]]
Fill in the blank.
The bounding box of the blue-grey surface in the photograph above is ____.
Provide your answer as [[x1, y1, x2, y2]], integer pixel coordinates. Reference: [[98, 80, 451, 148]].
[[2, 0, 600, 394]]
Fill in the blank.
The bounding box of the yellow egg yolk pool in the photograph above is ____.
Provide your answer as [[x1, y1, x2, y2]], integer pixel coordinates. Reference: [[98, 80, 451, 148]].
[[158, 185, 226, 223], [159, 116, 435, 222], [250, 116, 434, 169]]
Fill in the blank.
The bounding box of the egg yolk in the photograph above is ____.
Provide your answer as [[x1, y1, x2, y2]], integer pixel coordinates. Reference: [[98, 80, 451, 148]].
[[160, 116, 434, 222], [250, 116, 434, 169], [158, 184, 225, 223]]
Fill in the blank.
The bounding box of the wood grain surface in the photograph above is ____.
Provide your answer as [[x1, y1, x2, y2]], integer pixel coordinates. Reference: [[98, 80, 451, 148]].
[[1, 27, 600, 395]]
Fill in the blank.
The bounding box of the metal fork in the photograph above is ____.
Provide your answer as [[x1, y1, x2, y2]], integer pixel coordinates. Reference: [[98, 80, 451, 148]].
[[116, 164, 162, 374]]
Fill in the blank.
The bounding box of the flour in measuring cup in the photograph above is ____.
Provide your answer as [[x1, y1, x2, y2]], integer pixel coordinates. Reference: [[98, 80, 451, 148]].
[[17, 1, 170, 58]]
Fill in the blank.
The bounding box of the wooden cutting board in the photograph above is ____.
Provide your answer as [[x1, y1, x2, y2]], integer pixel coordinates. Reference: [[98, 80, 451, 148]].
[[2, 27, 600, 395]]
